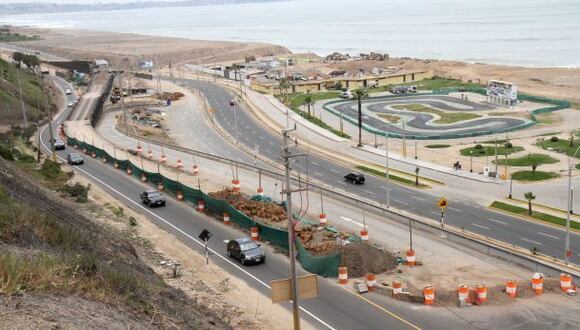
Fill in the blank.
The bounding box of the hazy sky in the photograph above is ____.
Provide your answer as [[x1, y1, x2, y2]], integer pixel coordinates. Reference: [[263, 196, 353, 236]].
[[0, 0, 176, 3]]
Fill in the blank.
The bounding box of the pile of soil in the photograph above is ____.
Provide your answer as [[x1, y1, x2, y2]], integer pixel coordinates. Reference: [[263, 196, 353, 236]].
[[342, 242, 397, 278], [296, 225, 340, 254], [158, 91, 185, 101], [209, 189, 286, 225]]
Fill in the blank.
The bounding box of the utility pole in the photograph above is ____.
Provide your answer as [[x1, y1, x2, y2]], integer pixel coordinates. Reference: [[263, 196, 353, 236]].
[[41, 75, 55, 160], [565, 147, 580, 264], [494, 136, 499, 176], [384, 132, 391, 209], [281, 127, 306, 330], [230, 99, 239, 145], [402, 119, 407, 157], [17, 68, 28, 126]]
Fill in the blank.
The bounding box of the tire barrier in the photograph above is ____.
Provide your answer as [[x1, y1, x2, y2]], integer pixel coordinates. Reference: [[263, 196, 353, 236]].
[[366, 274, 376, 291], [560, 274, 572, 292], [532, 272, 544, 295], [232, 179, 241, 192], [223, 212, 231, 225], [198, 199, 206, 212], [192, 164, 199, 175], [475, 284, 487, 304], [250, 226, 259, 241], [406, 249, 416, 266], [423, 285, 435, 305], [360, 229, 369, 241], [338, 266, 348, 284], [319, 212, 327, 225], [506, 280, 517, 298], [392, 281, 403, 298], [458, 284, 469, 302]]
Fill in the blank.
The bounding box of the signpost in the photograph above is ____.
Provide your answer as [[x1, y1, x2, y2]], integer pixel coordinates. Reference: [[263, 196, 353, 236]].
[[198, 229, 212, 265], [437, 197, 448, 227]]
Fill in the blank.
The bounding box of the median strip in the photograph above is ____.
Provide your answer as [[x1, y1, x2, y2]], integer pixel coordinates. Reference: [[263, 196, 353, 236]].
[[356, 165, 429, 188], [490, 201, 580, 231]]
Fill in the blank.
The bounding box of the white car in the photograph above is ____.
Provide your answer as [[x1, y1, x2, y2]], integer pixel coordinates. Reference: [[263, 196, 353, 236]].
[[67, 102, 74, 107], [65, 88, 72, 95], [339, 91, 353, 99]]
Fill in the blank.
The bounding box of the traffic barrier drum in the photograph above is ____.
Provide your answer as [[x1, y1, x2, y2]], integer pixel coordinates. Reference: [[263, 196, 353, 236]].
[[560, 274, 572, 292], [159, 154, 167, 163], [192, 164, 199, 175], [223, 212, 231, 225], [91, 151, 96, 158], [147, 150, 153, 159], [101, 156, 107, 163], [360, 229, 369, 241], [157, 182, 164, 191], [257, 187, 264, 196], [136, 145, 143, 153], [319, 213, 327, 225], [250, 227, 259, 241], [176, 191, 184, 201], [114, 161, 120, 169], [458, 284, 469, 301], [532, 272, 544, 295], [392, 281, 403, 298], [366, 274, 376, 292], [475, 284, 487, 304], [197, 199, 205, 212], [141, 173, 147, 182], [176, 159, 183, 170], [127, 167, 133, 175], [406, 249, 416, 266], [506, 280, 517, 298], [232, 179, 241, 192], [338, 266, 348, 284], [423, 285, 435, 305]]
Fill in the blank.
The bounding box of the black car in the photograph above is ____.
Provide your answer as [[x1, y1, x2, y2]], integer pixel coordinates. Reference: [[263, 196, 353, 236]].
[[226, 237, 265, 265], [141, 190, 166, 207], [344, 171, 365, 184], [67, 153, 84, 165]]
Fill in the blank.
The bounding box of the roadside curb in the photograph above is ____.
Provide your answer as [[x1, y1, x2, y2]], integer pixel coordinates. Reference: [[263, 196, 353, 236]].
[[504, 197, 580, 221], [488, 203, 580, 234]]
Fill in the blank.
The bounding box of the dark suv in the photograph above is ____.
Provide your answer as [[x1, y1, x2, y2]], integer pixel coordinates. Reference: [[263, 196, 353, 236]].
[[226, 237, 265, 265], [344, 171, 365, 184], [141, 190, 166, 207]]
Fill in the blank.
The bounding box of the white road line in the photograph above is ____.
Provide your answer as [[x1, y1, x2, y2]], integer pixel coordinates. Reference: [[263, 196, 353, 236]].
[[520, 237, 543, 246], [42, 134, 336, 330], [336, 181, 347, 185], [393, 199, 408, 206], [411, 196, 425, 201], [311, 161, 320, 166], [489, 218, 508, 225], [430, 211, 440, 216], [362, 189, 376, 195], [313, 171, 323, 176], [339, 216, 366, 228], [472, 223, 490, 230], [330, 169, 340, 174], [538, 232, 559, 240], [448, 207, 462, 212]]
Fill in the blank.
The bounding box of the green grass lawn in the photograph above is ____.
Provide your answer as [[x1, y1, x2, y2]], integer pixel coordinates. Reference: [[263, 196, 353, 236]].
[[494, 153, 559, 166], [511, 170, 559, 181], [537, 138, 580, 158], [426, 144, 451, 149], [355, 165, 428, 187], [391, 104, 481, 124], [377, 113, 400, 123], [460, 145, 524, 157], [288, 91, 340, 109], [490, 201, 580, 230], [0, 32, 40, 42]]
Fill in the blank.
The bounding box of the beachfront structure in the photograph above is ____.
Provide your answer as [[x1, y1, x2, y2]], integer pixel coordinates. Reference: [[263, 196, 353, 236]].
[[94, 59, 109, 69], [251, 70, 432, 94]]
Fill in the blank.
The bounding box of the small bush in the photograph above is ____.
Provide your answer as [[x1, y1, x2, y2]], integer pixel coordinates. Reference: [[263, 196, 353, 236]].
[[40, 159, 62, 180], [113, 207, 124, 217], [129, 217, 137, 226], [504, 142, 513, 148], [58, 183, 90, 203], [550, 136, 559, 142], [0, 144, 14, 161], [474, 144, 483, 149]]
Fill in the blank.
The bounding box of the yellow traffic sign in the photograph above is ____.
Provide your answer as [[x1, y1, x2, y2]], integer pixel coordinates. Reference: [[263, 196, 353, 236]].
[[437, 197, 448, 209]]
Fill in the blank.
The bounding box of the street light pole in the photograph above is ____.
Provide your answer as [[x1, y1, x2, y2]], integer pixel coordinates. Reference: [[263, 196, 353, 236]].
[[230, 99, 238, 145], [385, 132, 391, 209], [565, 146, 580, 264], [509, 175, 513, 199], [470, 151, 473, 173]]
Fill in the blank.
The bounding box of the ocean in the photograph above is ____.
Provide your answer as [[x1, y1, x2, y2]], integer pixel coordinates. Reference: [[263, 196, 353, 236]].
[[1, 0, 579, 67]]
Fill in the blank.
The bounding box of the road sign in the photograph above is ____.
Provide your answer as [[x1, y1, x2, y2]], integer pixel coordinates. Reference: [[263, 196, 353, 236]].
[[271, 274, 318, 303], [437, 197, 448, 209]]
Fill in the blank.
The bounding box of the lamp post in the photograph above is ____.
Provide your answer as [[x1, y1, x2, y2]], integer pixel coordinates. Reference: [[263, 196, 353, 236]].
[[470, 150, 474, 173], [230, 99, 239, 145], [385, 132, 390, 209], [565, 146, 580, 264]]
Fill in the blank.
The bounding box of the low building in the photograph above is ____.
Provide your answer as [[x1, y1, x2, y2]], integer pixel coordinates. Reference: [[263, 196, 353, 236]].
[[94, 59, 109, 69]]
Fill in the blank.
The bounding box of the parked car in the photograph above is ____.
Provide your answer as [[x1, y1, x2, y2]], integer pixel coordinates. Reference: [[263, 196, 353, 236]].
[[339, 90, 353, 99], [141, 190, 166, 207], [344, 171, 365, 184], [54, 138, 66, 150], [226, 237, 266, 265], [66, 153, 84, 165]]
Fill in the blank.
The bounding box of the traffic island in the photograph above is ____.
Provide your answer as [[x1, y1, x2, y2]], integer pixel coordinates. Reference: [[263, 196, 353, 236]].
[[490, 201, 580, 231]]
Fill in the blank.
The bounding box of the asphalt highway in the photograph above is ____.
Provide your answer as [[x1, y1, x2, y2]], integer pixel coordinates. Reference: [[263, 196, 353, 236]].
[[177, 78, 580, 264]]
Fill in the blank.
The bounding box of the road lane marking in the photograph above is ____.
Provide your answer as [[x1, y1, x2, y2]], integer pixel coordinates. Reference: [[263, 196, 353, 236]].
[[411, 196, 425, 201], [311, 161, 320, 166], [393, 199, 408, 206], [430, 211, 440, 216], [330, 169, 340, 174], [340, 216, 365, 228], [538, 232, 559, 240], [489, 218, 508, 225], [336, 181, 347, 185], [448, 207, 462, 212], [472, 223, 490, 230], [362, 189, 376, 195], [520, 237, 542, 246], [313, 171, 323, 176]]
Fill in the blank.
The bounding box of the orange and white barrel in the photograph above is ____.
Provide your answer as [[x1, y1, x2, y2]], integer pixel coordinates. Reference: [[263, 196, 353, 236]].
[[223, 212, 231, 225], [159, 154, 167, 163], [147, 150, 153, 159], [366, 274, 376, 292], [338, 266, 348, 284], [127, 167, 133, 175], [136, 145, 143, 154], [175, 159, 183, 170], [360, 229, 369, 241], [257, 187, 264, 196], [506, 280, 517, 298], [423, 285, 435, 305], [250, 227, 259, 241], [232, 179, 241, 192], [114, 161, 120, 169], [392, 281, 403, 298], [197, 199, 205, 212], [141, 173, 147, 182], [176, 191, 184, 201], [406, 249, 416, 266], [192, 164, 199, 175], [91, 151, 96, 158], [458, 284, 469, 301], [157, 182, 164, 191], [101, 156, 108, 163], [532, 272, 544, 295], [560, 274, 572, 292], [319, 213, 327, 225], [476, 284, 487, 304]]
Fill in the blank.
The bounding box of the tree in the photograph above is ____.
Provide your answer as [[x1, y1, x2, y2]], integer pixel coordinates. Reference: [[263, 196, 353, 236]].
[[353, 88, 368, 147], [304, 93, 313, 117], [12, 52, 24, 68], [570, 132, 575, 147], [524, 192, 536, 215], [277, 78, 291, 103]]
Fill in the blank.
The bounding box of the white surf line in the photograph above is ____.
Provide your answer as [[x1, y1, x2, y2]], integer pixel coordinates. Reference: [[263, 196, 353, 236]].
[[520, 237, 543, 246], [362, 189, 376, 195], [340, 216, 366, 228], [472, 223, 490, 231], [448, 207, 463, 212], [411, 196, 425, 201], [537, 232, 559, 240], [40, 131, 337, 330], [489, 218, 508, 225], [393, 199, 408, 206]]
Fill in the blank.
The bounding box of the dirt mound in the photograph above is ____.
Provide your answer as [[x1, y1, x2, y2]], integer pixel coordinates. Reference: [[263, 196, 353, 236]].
[[296, 225, 340, 254], [209, 189, 286, 226], [342, 243, 397, 278]]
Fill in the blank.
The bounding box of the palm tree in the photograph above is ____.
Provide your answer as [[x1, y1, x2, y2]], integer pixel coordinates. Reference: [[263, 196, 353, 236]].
[[353, 88, 368, 147], [415, 166, 420, 186], [304, 94, 313, 117], [524, 192, 536, 215], [277, 78, 291, 103]]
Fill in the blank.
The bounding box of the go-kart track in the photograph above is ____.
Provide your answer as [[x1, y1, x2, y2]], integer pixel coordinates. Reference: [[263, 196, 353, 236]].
[[324, 94, 534, 140]]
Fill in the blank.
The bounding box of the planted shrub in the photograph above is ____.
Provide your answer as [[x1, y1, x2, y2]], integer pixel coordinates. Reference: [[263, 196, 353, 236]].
[[550, 136, 559, 142], [0, 144, 14, 161], [505, 142, 513, 149], [474, 144, 483, 149], [58, 183, 90, 203]]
